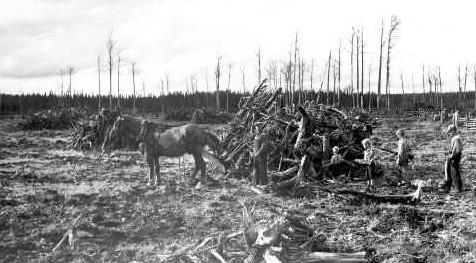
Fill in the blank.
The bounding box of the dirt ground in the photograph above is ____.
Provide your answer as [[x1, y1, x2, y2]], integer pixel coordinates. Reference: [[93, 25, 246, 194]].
[[0, 115, 475, 263]]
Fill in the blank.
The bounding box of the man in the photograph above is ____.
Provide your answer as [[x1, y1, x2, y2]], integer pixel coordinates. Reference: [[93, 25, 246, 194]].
[[452, 110, 460, 127], [396, 129, 410, 185], [442, 124, 463, 193]]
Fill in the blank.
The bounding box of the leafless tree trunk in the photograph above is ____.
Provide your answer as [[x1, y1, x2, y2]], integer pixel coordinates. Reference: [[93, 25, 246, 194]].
[[332, 62, 336, 106], [310, 59, 314, 96], [240, 64, 246, 94], [338, 42, 342, 106], [215, 56, 222, 112], [464, 64, 468, 100], [377, 20, 385, 109], [412, 73, 416, 106], [361, 28, 364, 109], [400, 72, 405, 108], [438, 67, 443, 109], [226, 63, 232, 113], [97, 55, 101, 110], [458, 65, 462, 102], [205, 69, 209, 108], [356, 33, 360, 108], [293, 32, 298, 105], [368, 64, 372, 110], [107, 32, 116, 110], [257, 48, 262, 86], [385, 15, 400, 109], [326, 51, 331, 105], [116, 51, 122, 109], [422, 65, 426, 103], [131, 62, 137, 113], [474, 66, 476, 111], [67, 66, 75, 113], [161, 79, 165, 114], [350, 31, 355, 108]]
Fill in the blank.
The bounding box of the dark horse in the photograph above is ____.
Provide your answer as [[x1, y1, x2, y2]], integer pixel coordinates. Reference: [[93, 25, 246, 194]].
[[101, 115, 172, 153], [138, 120, 221, 186]]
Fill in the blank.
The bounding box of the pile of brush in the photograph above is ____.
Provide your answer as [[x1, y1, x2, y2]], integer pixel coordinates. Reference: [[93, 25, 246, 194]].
[[220, 80, 373, 193], [70, 109, 121, 150], [18, 108, 83, 130]]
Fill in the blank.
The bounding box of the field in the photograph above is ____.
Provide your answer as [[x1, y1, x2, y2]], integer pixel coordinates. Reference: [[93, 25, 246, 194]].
[[0, 115, 475, 263]]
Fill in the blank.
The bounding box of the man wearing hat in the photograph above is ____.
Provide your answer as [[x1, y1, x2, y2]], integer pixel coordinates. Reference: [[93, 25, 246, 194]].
[[441, 124, 463, 193]]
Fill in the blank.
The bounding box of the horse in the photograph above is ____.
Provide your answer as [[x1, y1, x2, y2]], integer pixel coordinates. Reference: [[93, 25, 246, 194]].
[[101, 116, 172, 154], [138, 120, 222, 186]]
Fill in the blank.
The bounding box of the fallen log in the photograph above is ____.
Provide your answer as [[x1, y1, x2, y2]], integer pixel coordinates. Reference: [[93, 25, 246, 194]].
[[289, 252, 367, 263], [333, 181, 423, 204]]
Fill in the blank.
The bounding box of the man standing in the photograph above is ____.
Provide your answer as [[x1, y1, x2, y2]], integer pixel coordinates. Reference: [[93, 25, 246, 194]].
[[396, 129, 410, 185], [442, 124, 463, 193], [452, 110, 460, 127]]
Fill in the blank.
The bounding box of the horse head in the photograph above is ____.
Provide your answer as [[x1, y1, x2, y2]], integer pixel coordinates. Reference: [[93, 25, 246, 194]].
[[205, 131, 222, 157], [101, 116, 124, 155]]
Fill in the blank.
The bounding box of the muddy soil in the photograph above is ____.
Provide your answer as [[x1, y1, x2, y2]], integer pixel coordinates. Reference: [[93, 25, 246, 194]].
[[0, 116, 475, 263]]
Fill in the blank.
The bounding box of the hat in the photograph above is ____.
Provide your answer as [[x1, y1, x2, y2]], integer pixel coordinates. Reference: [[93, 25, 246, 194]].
[[332, 146, 340, 153]]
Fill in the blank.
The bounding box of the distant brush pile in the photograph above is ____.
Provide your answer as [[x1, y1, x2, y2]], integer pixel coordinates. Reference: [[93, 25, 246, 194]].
[[18, 108, 84, 130]]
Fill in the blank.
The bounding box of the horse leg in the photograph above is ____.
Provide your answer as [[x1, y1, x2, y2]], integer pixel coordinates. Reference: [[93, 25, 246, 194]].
[[154, 157, 160, 186], [194, 150, 207, 183], [147, 158, 154, 187]]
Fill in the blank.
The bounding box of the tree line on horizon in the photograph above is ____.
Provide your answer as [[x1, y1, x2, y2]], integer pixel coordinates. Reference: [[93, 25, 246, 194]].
[[3, 14, 476, 116]]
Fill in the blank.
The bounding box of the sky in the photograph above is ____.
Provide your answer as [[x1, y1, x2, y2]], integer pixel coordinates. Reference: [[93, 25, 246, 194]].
[[1, 0, 476, 96]]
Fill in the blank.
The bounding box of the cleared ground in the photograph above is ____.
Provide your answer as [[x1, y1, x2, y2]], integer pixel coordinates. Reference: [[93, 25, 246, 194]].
[[0, 116, 475, 262]]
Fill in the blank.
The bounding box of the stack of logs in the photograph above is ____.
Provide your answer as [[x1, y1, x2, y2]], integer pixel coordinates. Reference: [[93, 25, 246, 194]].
[[220, 80, 373, 195]]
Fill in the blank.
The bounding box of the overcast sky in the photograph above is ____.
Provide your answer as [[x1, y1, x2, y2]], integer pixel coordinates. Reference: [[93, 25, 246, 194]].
[[1, 0, 475, 95]]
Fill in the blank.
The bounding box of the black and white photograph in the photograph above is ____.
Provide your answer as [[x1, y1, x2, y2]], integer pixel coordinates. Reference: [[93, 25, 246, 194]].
[[0, 0, 475, 262]]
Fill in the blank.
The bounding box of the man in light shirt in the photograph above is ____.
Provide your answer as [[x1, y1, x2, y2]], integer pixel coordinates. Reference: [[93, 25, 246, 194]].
[[442, 124, 463, 193]]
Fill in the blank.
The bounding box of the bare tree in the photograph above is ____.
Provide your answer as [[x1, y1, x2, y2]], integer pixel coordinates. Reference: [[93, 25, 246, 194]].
[[106, 31, 116, 110], [326, 51, 331, 105], [474, 65, 476, 111], [438, 67, 443, 109], [240, 64, 246, 95], [332, 61, 336, 105], [361, 27, 364, 109], [422, 65, 426, 103], [293, 32, 299, 103], [350, 31, 355, 107], [131, 62, 137, 113], [67, 66, 75, 113], [385, 15, 400, 109], [97, 55, 101, 110], [215, 55, 222, 112], [116, 50, 122, 109], [338, 42, 342, 106], [368, 64, 372, 110], [310, 59, 314, 95], [464, 64, 468, 100], [256, 48, 262, 86], [412, 73, 416, 106], [377, 20, 385, 109], [356, 32, 360, 108], [226, 63, 232, 113], [161, 79, 165, 114]]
